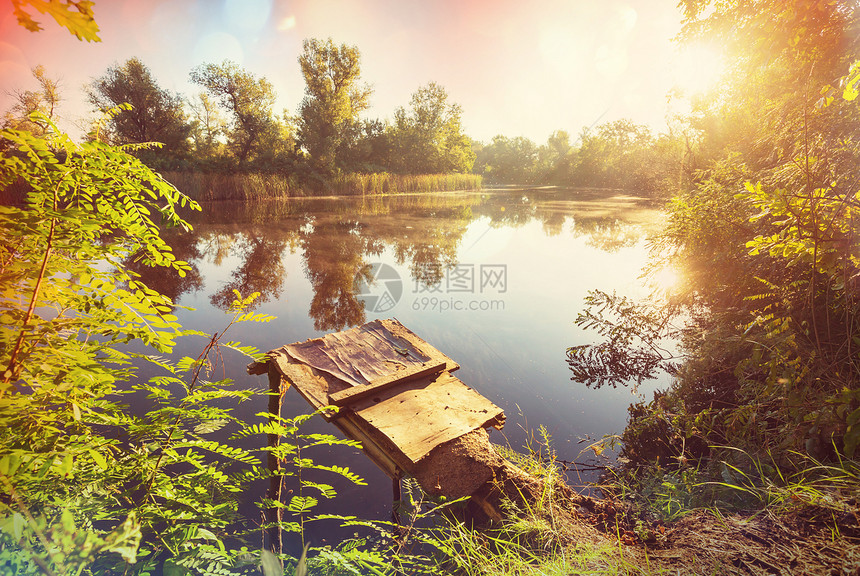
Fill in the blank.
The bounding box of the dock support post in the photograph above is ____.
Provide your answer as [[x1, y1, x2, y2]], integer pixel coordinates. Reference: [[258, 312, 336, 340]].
[[392, 471, 402, 525], [265, 362, 285, 554]]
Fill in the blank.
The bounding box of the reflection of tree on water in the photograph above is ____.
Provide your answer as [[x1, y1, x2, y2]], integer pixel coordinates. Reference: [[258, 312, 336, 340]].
[[173, 189, 654, 324], [208, 233, 290, 310], [390, 218, 465, 288], [474, 192, 653, 252], [301, 219, 379, 331], [574, 219, 642, 252]]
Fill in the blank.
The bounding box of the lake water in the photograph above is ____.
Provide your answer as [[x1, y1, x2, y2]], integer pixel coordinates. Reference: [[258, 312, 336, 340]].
[[135, 186, 670, 535]]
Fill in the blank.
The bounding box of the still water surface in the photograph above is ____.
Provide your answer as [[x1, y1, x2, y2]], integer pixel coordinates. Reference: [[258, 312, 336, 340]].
[[139, 187, 669, 528]]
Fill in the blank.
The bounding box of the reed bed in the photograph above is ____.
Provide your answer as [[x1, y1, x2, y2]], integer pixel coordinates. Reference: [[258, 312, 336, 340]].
[[328, 172, 482, 195], [160, 171, 482, 201], [160, 171, 299, 202]]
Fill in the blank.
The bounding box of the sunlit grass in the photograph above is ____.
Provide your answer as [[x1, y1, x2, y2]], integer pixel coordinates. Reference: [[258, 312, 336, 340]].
[[162, 171, 482, 200]]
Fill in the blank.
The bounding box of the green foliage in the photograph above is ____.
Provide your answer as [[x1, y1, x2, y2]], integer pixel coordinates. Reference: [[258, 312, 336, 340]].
[[190, 60, 282, 166], [569, 0, 860, 521], [473, 135, 539, 185], [0, 113, 199, 385], [389, 82, 475, 175], [440, 432, 640, 576], [473, 120, 684, 195], [298, 38, 371, 175], [11, 0, 100, 42], [567, 290, 679, 390], [86, 58, 193, 169], [844, 60, 860, 101], [0, 118, 291, 575]]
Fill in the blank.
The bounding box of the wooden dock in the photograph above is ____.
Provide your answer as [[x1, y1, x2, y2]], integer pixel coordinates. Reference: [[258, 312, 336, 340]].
[[248, 318, 506, 489]]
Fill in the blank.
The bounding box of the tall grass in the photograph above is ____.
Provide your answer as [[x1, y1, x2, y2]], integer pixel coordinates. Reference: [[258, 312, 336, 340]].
[[161, 171, 482, 201], [328, 172, 482, 195], [161, 171, 300, 202], [435, 430, 661, 575]]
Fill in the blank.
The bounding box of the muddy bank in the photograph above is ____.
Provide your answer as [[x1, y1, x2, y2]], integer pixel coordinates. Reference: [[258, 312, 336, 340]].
[[415, 430, 860, 575]]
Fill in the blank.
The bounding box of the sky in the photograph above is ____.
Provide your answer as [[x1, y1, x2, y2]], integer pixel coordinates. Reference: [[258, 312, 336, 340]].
[[0, 0, 714, 144]]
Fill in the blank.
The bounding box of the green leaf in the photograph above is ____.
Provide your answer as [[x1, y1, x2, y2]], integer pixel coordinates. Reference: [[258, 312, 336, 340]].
[[260, 549, 282, 576], [295, 543, 310, 576], [287, 495, 318, 514], [88, 448, 108, 470], [163, 560, 188, 576]]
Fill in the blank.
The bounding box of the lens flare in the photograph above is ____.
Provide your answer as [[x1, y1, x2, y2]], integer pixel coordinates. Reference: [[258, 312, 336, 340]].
[[673, 43, 726, 95]]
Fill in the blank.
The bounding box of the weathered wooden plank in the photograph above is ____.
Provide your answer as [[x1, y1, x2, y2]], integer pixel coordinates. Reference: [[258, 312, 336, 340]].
[[327, 360, 446, 407], [329, 415, 410, 479], [349, 371, 505, 464], [382, 318, 460, 373], [283, 319, 433, 388], [268, 350, 330, 411]]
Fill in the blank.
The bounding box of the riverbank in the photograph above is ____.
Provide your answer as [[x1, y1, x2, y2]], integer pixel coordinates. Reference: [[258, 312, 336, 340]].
[[441, 445, 860, 575]]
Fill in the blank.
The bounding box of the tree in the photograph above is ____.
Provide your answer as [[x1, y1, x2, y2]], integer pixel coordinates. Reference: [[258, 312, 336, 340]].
[[297, 38, 371, 174], [187, 92, 227, 163], [570, 0, 860, 476], [389, 82, 474, 174], [2, 65, 61, 135], [87, 57, 191, 168], [337, 118, 391, 172], [567, 120, 656, 190], [534, 130, 571, 182], [190, 60, 278, 166], [473, 135, 538, 184]]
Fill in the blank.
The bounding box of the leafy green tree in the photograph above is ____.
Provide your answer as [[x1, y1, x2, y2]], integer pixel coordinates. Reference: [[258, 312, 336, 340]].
[[190, 60, 278, 166], [0, 114, 198, 572], [338, 118, 392, 172], [473, 135, 538, 184], [571, 0, 860, 478], [389, 82, 475, 174], [297, 38, 371, 175], [2, 65, 61, 136], [534, 130, 571, 182], [568, 120, 655, 190], [0, 115, 382, 575], [87, 57, 192, 168], [187, 92, 227, 164]]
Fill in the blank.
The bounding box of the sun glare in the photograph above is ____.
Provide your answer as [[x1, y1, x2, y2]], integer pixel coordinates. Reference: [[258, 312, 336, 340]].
[[673, 43, 726, 95], [650, 264, 681, 294]]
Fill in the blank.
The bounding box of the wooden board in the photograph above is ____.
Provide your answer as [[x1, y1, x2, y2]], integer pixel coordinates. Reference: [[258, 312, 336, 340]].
[[348, 371, 505, 464], [282, 319, 444, 388], [328, 360, 446, 407], [253, 318, 504, 476]]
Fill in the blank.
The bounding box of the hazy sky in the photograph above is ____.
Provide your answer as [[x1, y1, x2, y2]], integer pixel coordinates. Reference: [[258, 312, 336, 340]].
[[0, 0, 711, 144]]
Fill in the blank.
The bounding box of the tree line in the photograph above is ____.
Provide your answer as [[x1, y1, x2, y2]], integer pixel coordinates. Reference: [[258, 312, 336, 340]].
[[473, 120, 687, 195], [4, 39, 696, 198], [3, 39, 477, 181]]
